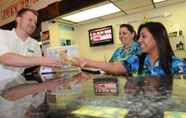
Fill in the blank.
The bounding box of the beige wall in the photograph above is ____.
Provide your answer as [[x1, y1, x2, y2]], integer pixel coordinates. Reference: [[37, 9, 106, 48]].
[[48, 2, 186, 61], [48, 23, 61, 47]]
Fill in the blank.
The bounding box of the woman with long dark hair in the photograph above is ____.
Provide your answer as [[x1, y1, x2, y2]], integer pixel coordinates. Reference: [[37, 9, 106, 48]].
[[137, 22, 175, 76]]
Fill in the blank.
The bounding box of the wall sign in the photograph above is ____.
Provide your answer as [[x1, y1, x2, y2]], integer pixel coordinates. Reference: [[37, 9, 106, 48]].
[[0, 0, 40, 19]]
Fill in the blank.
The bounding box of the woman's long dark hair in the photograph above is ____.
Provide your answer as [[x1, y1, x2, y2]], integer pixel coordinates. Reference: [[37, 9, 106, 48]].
[[137, 22, 174, 75]]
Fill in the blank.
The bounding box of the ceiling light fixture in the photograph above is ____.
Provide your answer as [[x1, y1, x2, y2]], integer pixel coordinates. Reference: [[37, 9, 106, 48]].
[[153, 0, 167, 3], [62, 3, 120, 22]]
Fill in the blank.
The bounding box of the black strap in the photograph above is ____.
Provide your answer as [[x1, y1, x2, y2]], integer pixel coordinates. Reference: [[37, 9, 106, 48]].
[[138, 53, 147, 75]]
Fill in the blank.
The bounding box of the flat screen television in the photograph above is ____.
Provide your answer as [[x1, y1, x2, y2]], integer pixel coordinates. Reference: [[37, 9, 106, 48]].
[[88, 25, 114, 47]]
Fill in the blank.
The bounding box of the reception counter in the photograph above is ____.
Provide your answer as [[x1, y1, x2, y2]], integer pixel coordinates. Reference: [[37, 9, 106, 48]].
[[45, 71, 186, 118]]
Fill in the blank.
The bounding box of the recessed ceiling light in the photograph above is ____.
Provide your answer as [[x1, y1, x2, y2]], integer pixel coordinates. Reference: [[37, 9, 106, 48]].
[[62, 3, 120, 22], [153, 0, 167, 3]]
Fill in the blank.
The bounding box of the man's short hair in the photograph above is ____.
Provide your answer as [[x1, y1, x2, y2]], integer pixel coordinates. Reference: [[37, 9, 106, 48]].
[[16, 8, 38, 17]]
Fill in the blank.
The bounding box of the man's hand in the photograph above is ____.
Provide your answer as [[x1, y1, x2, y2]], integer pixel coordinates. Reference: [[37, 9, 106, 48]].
[[40, 57, 63, 67]]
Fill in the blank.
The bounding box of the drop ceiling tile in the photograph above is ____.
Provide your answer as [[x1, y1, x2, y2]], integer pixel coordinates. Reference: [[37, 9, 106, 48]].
[[154, 0, 186, 8], [126, 4, 154, 14], [113, 0, 153, 14]]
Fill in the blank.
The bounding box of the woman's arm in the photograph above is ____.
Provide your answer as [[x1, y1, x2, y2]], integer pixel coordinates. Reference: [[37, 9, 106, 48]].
[[72, 57, 128, 75]]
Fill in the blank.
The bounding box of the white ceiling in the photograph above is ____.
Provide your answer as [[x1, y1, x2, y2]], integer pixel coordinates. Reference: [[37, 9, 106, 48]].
[[55, 0, 186, 24], [110, 0, 186, 14]]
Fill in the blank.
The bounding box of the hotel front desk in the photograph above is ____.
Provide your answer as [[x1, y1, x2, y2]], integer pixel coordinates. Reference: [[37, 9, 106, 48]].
[[36, 69, 186, 118]]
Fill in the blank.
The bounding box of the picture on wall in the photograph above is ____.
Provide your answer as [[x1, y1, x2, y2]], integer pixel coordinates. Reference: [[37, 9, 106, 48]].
[[59, 23, 75, 46], [42, 30, 50, 42], [41, 31, 50, 56]]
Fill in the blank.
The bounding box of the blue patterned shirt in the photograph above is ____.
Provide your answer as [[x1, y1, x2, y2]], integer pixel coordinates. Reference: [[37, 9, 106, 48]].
[[122, 55, 184, 77], [109, 41, 140, 62]]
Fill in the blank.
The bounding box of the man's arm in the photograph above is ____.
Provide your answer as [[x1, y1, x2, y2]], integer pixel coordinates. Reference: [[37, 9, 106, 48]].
[[0, 52, 63, 67], [1, 79, 63, 101]]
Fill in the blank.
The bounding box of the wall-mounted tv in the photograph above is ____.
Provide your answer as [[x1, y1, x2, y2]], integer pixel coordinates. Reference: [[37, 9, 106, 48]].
[[88, 25, 114, 47]]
